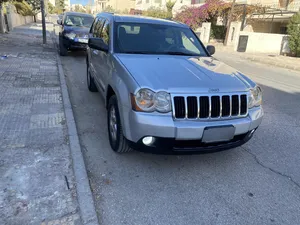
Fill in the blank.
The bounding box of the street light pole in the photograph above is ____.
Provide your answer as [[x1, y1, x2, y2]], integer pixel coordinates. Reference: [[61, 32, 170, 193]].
[[224, 0, 236, 46], [40, 0, 47, 44]]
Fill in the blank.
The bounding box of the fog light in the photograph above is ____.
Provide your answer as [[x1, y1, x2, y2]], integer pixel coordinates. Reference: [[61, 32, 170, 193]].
[[142, 136, 155, 146]]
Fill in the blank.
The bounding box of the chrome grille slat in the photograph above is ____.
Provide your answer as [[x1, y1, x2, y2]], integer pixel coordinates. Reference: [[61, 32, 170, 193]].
[[173, 93, 248, 120]]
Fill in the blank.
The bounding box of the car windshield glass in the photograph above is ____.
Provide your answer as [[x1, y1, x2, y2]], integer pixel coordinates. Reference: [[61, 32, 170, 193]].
[[114, 22, 207, 56], [64, 15, 94, 27]]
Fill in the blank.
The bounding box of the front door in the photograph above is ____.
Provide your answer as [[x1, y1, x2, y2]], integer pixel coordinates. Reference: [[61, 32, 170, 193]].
[[95, 19, 111, 93], [89, 17, 105, 92]]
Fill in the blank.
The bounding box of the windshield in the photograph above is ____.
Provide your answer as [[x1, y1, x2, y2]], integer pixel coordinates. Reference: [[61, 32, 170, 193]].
[[64, 15, 94, 27], [114, 22, 207, 56]]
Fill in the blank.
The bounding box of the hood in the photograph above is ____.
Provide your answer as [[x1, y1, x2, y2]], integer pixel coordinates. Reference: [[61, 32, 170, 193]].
[[63, 26, 90, 37], [116, 54, 254, 93]]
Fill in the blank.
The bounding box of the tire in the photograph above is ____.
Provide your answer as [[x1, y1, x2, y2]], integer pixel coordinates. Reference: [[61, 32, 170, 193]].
[[59, 39, 68, 56], [86, 61, 98, 92], [107, 95, 132, 153]]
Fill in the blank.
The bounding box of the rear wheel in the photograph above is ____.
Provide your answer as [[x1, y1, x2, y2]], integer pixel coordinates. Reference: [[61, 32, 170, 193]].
[[86, 60, 98, 92], [107, 95, 132, 153]]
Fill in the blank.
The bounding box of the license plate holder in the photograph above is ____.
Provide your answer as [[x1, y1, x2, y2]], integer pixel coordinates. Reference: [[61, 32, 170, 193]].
[[202, 126, 235, 143]]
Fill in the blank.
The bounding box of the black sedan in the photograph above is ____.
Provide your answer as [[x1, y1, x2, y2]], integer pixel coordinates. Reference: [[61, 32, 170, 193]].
[[57, 12, 94, 56]]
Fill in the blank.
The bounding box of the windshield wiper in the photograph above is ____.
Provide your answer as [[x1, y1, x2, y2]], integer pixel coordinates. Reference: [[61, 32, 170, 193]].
[[163, 51, 199, 56], [122, 51, 155, 54]]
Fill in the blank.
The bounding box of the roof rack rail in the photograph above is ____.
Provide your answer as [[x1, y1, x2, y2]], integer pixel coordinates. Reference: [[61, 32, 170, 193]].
[[102, 12, 114, 14]]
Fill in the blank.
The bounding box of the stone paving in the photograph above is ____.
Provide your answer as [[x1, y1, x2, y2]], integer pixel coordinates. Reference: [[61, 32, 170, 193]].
[[0, 24, 82, 225]]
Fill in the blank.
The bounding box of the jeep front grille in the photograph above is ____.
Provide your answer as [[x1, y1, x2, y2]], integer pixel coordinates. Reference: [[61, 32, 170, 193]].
[[172, 94, 248, 120]]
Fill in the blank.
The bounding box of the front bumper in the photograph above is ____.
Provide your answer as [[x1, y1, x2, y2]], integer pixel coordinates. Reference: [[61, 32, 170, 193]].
[[123, 106, 263, 153], [61, 36, 88, 50]]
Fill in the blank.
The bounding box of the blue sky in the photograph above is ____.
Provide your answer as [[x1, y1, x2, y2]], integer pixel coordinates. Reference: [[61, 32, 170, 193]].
[[70, 0, 91, 6]]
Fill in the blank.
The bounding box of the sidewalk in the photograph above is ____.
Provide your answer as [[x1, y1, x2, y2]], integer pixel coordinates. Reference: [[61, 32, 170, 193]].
[[214, 44, 300, 72], [0, 23, 96, 225]]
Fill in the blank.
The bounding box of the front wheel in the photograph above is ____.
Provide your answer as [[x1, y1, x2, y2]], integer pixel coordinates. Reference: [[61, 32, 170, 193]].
[[59, 39, 68, 56], [107, 96, 132, 153], [86, 61, 98, 92]]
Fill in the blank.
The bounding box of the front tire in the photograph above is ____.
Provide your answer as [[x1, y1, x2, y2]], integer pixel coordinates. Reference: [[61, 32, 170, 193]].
[[107, 96, 132, 153], [59, 38, 68, 56]]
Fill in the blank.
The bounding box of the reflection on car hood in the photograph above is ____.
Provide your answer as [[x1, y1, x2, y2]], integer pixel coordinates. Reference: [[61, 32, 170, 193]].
[[116, 54, 255, 93]]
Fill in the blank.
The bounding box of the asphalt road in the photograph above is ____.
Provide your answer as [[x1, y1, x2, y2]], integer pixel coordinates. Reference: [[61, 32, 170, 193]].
[[60, 48, 300, 225]]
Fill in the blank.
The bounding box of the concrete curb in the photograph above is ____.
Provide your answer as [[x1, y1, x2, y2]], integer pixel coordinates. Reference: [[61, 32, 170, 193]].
[[217, 49, 300, 72], [242, 56, 300, 72], [51, 26, 99, 225]]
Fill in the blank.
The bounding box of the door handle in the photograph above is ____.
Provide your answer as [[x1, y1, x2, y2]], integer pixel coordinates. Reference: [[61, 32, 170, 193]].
[[93, 50, 99, 55]]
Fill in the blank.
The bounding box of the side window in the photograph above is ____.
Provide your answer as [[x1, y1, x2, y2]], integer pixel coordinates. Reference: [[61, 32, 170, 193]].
[[100, 20, 110, 46], [90, 18, 97, 34], [181, 32, 200, 54], [93, 18, 105, 38]]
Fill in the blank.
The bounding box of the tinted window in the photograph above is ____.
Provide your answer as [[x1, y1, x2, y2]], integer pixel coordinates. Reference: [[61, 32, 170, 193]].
[[92, 17, 105, 38], [114, 22, 207, 56], [64, 15, 94, 28], [100, 20, 110, 46]]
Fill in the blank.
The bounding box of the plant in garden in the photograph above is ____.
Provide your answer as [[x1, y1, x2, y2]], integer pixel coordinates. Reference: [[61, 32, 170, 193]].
[[174, 0, 227, 29], [175, 0, 266, 30], [287, 12, 300, 57], [142, 7, 169, 19]]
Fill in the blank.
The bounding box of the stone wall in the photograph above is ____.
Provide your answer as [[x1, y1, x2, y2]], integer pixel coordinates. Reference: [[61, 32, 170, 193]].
[[195, 22, 211, 44], [236, 31, 290, 55], [6, 5, 34, 31]]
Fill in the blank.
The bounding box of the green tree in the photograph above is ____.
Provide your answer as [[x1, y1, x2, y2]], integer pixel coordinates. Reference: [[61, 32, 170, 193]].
[[287, 13, 300, 57], [48, 1, 54, 14], [55, 0, 65, 13], [166, 0, 176, 19], [13, 1, 34, 16], [103, 5, 118, 13], [142, 7, 168, 19], [25, 0, 40, 21], [74, 5, 86, 13]]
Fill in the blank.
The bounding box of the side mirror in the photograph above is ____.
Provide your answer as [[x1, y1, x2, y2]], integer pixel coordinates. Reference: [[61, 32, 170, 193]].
[[88, 38, 108, 52], [57, 19, 62, 25], [207, 45, 215, 55]]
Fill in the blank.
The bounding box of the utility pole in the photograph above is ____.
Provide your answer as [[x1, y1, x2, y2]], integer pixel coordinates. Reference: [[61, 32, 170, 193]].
[[224, 0, 236, 46], [40, 0, 47, 44]]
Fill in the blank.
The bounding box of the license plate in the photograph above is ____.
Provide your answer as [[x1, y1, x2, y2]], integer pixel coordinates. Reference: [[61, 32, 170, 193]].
[[202, 126, 235, 143], [78, 38, 88, 43]]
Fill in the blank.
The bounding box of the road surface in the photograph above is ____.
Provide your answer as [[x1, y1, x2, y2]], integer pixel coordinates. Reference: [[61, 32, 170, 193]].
[[60, 48, 300, 225]]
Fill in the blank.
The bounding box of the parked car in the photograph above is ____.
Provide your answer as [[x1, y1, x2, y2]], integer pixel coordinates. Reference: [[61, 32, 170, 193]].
[[57, 12, 94, 56], [86, 13, 263, 154]]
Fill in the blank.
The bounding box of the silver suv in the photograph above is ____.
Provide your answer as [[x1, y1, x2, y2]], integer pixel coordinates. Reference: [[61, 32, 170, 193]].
[[86, 13, 263, 154]]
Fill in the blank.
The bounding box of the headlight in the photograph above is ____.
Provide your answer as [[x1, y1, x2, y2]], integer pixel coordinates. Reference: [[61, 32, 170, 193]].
[[132, 89, 171, 113], [154, 91, 172, 112], [248, 86, 262, 108], [64, 32, 76, 40]]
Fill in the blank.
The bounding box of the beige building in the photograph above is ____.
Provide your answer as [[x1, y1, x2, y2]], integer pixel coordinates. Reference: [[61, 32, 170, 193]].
[[243, 0, 300, 34], [106, 0, 136, 12], [135, 0, 205, 12]]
